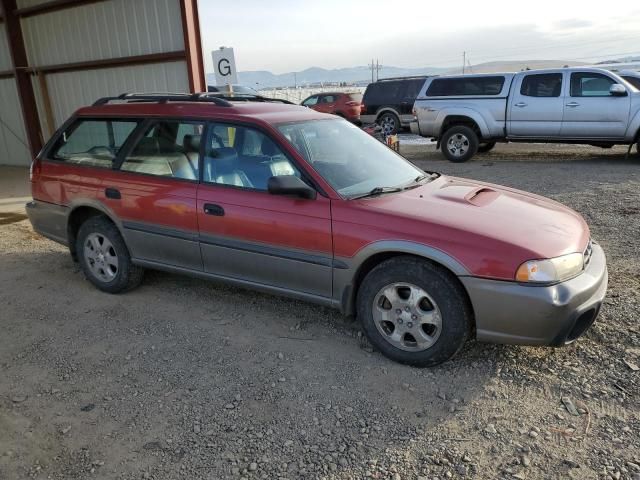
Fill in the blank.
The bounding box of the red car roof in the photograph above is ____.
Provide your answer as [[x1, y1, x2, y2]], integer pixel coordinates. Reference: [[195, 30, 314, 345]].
[[75, 101, 330, 125]]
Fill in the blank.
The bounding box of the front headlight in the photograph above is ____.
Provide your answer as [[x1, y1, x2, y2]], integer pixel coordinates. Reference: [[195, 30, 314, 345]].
[[515, 252, 584, 284]]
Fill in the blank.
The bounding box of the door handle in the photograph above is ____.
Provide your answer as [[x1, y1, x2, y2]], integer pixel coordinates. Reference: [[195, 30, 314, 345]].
[[514, 102, 527, 107], [203, 203, 225, 216], [566, 102, 580, 107], [105, 187, 121, 199]]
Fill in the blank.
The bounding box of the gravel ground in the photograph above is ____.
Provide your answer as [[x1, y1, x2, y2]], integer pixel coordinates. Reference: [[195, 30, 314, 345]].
[[0, 143, 639, 480]]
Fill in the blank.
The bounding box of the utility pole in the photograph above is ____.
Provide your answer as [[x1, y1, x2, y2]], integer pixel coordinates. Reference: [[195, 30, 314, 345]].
[[369, 58, 375, 83], [462, 51, 466, 74], [376, 59, 381, 81]]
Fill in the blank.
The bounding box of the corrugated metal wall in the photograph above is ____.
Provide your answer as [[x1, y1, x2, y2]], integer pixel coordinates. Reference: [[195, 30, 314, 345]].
[[1, 0, 195, 166], [0, 78, 31, 167], [0, 23, 11, 70], [38, 61, 190, 128], [0, 21, 31, 166], [21, 0, 184, 66]]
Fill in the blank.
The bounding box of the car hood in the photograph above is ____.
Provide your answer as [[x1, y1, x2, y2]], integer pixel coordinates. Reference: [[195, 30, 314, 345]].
[[342, 175, 590, 280]]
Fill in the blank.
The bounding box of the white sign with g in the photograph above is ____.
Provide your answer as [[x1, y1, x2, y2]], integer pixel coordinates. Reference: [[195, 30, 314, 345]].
[[212, 47, 238, 86]]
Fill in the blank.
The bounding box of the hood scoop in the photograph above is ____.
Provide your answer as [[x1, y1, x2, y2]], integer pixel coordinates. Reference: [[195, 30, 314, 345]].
[[465, 187, 500, 206]]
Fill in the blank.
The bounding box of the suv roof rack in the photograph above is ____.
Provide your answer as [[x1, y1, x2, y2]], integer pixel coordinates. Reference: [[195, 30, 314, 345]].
[[204, 92, 295, 105], [92, 92, 294, 107], [376, 75, 429, 82]]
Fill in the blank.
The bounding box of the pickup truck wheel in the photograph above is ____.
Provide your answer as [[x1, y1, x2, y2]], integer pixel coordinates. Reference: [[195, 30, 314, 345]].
[[441, 126, 478, 162], [357, 256, 472, 367], [77, 216, 144, 293], [477, 142, 496, 153], [377, 112, 400, 136]]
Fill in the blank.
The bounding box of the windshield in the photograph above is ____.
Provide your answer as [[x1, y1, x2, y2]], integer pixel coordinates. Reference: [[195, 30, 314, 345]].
[[277, 119, 425, 198]]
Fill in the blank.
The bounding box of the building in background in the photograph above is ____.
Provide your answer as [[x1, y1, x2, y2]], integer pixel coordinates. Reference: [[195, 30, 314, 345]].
[[0, 0, 205, 167]]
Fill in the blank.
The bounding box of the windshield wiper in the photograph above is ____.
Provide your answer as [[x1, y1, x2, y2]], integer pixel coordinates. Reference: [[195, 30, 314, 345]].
[[349, 173, 440, 200], [348, 186, 405, 200]]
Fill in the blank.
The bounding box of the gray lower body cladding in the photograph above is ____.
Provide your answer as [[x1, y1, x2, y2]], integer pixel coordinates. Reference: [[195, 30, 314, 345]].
[[460, 243, 607, 346], [26, 200, 607, 348]]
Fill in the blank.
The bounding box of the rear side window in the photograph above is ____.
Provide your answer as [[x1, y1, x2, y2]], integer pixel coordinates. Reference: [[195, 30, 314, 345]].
[[120, 121, 203, 181], [570, 72, 615, 97], [52, 119, 138, 167], [520, 73, 563, 97], [426, 76, 505, 96], [404, 79, 426, 99], [364, 81, 402, 103]]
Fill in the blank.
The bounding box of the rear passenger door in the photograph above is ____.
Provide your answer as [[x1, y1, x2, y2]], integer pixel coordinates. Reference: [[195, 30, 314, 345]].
[[99, 119, 204, 271], [196, 122, 333, 298], [509, 72, 564, 137]]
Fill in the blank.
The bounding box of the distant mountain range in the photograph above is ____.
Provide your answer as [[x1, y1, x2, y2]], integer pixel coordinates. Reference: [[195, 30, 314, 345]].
[[207, 57, 638, 89]]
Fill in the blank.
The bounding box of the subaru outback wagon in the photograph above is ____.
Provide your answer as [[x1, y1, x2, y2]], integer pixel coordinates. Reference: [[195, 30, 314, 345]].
[[27, 93, 608, 366]]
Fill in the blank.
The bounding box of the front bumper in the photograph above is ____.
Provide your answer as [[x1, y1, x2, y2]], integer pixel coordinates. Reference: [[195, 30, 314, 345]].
[[460, 243, 608, 346]]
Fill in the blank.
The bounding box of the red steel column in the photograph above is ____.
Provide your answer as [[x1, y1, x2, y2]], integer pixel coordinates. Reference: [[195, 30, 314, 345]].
[[1, 0, 43, 157], [180, 0, 205, 93]]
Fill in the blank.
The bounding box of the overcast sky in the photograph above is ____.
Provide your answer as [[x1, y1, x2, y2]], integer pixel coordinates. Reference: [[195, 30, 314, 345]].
[[198, 0, 640, 73]]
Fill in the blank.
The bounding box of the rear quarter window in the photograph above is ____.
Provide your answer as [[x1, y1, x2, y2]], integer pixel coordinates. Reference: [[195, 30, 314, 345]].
[[426, 76, 505, 96], [51, 119, 138, 168]]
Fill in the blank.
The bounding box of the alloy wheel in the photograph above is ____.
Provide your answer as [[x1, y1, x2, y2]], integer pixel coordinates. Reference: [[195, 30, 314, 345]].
[[372, 282, 442, 352], [84, 233, 118, 282], [447, 133, 470, 158]]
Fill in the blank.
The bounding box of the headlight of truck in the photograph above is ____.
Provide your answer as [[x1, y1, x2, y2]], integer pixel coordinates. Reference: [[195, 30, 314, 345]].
[[515, 252, 584, 283]]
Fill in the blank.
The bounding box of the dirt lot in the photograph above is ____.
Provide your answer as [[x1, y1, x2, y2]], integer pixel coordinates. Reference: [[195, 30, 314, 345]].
[[1, 143, 639, 480]]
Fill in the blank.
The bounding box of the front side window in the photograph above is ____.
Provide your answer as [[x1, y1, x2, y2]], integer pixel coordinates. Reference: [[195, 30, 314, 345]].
[[52, 119, 138, 167], [520, 73, 562, 97], [203, 123, 299, 190], [302, 96, 319, 107], [427, 76, 505, 96], [277, 119, 424, 198], [570, 72, 616, 97], [120, 121, 203, 180]]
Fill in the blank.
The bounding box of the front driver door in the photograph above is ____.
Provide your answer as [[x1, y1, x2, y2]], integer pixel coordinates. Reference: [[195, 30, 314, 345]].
[[196, 122, 333, 298], [561, 71, 631, 138]]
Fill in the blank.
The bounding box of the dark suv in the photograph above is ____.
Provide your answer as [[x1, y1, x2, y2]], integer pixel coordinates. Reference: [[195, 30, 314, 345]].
[[360, 76, 428, 135]]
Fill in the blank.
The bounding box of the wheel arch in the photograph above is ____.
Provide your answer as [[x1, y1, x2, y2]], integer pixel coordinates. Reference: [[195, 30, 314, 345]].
[[66, 201, 124, 261], [338, 241, 474, 319], [375, 107, 401, 122], [437, 110, 489, 140]]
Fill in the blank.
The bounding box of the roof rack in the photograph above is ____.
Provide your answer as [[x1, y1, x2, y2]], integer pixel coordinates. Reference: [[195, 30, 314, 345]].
[[93, 92, 233, 107], [92, 92, 294, 107], [204, 92, 295, 105]]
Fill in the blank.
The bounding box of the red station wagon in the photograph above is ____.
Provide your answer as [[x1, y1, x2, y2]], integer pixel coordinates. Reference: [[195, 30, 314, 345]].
[[26, 93, 608, 366]]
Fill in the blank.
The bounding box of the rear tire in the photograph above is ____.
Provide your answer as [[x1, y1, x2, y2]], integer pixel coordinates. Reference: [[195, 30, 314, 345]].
[[356, 256, 472, 367], [76, 216, 144, 293], [441, 126, 479, 162], [477, 142, 496, 153], [377, 112, 400, 136]]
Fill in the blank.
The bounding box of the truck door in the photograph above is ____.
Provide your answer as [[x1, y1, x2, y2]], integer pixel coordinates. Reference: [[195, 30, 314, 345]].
[[560, 71, 631, 139], [508, 72, 564, 137]]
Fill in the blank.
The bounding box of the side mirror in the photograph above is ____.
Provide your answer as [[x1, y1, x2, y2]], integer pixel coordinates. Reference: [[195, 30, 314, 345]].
[[267, 175, 316, 200], [610, 84, 627, 96]]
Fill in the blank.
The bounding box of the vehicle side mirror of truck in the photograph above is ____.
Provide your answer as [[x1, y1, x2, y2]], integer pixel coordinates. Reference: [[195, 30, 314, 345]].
[[267, 175, 317, 200], [609, 84, 627, 96]]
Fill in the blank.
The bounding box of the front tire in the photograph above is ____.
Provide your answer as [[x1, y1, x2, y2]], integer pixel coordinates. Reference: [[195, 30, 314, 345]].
[[377, 112, 400, 136], [77, 216, 144, 293], [356, 257, 472, 367], [441, 126, 479, 162]]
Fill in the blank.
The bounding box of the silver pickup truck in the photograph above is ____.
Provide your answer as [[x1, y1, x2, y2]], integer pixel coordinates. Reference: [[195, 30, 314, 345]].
[[410, 67, 640, 162]]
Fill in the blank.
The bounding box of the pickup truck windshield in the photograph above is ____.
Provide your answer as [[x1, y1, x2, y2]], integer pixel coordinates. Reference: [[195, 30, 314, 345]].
[[277, 119, 425, 198]]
